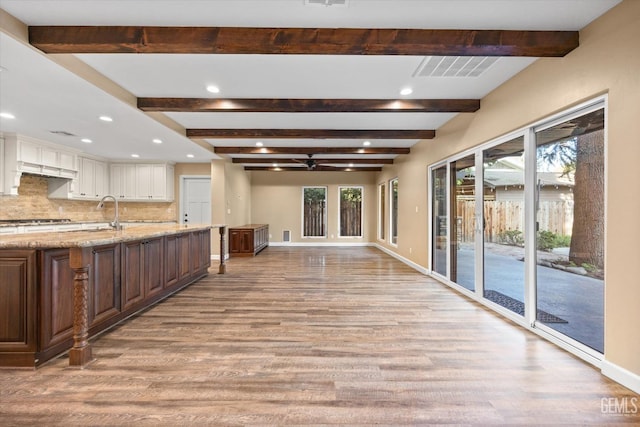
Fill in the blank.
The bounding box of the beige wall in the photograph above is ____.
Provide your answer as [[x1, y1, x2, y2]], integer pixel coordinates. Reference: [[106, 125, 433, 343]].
[[382, 0, 639, 378], [224, 161, 252, 227], [250, 171, 376, 243]]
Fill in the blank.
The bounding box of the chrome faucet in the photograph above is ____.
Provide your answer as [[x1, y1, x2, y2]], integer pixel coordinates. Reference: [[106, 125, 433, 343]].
[[96, 195, 122, 231]]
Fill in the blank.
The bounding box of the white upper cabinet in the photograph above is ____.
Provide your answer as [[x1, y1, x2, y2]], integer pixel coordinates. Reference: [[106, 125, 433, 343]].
[[110, 163, 137, 200], [75, 156, 110, 200], [111, 162, 174, 202]]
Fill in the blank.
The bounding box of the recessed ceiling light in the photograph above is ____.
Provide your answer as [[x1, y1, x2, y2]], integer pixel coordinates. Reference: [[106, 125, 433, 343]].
[[363, 140, 371, 146], [131, 154, 140, 158], [272, 163, 279, 167], [400, 87, 413, 96], [99, 115, 113, 122], [152, 138, 162, 144], [206, 85, 220, 94], [186, 154, 195, 158], [0, 112, 16, 119], [255, 141, 264, 147], [81, 138, 92, 143], [349, 163, 354, 167]]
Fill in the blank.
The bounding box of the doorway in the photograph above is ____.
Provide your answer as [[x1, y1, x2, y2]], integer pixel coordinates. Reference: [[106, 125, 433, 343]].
[[180, 176, 211, 226]]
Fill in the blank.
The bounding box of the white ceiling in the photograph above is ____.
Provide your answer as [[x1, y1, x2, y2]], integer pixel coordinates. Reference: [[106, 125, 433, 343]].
[[0, 0, 622, 167]]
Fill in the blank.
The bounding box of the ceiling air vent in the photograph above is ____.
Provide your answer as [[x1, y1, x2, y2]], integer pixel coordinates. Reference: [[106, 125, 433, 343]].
[[305, 0, 348, 7], [49, 130, 77, 137], [413, 56, 499, 78]]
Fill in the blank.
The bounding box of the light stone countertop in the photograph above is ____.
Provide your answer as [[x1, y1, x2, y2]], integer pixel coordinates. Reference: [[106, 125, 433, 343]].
[[0, 224, 224, 249]]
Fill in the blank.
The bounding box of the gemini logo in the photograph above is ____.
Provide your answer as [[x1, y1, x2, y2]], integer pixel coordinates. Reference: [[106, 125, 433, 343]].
[[600, 397, 638, 415]]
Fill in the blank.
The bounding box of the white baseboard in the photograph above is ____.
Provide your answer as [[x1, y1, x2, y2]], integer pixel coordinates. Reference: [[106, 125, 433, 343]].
[[373, 243, 429, 275], [602, 360, 640, 394], [211, 253, 229, 261], [269, 242, 372, 247]]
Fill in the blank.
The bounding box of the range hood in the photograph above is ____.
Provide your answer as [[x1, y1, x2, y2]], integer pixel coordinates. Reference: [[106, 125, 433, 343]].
[[2, 133, 79, 196]]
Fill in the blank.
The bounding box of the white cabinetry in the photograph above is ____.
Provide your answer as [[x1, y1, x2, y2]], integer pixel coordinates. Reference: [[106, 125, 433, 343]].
[[110, 163, 137, 200], [75, 157, 109, 200], [49, 155, 109, 200], [2, 133, 79, 195], [110, 163, 174, 201]]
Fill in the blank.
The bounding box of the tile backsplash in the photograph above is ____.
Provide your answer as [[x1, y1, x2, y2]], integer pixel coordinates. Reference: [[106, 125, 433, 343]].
[[0, 174, 176, 222]]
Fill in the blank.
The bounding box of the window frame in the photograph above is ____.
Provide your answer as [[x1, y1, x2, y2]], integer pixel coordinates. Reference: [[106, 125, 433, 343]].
[[378, 182, 386, 241], [389, 177, 399, 246], [337, 185, 364, 238], [301, 186, 328, 239]]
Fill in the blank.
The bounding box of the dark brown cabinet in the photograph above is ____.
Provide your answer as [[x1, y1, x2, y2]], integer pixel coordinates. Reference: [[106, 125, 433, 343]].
[[143, 237, 164, 298], [40, 249, 74, 353], [0, 228, 211, 367], [229, 224, 269, 257], [90, 243, 121, 328], [122, 237, 164, 311], [0, 250, 37, 366], [121, 240, 145, 310]]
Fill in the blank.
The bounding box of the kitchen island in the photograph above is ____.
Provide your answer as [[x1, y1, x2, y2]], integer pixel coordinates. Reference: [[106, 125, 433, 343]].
[[0, 224, 226, 368]]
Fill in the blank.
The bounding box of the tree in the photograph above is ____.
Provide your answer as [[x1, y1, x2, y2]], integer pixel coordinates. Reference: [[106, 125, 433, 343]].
[[537, 129, 604, 268], [570, 129, 604, 268]]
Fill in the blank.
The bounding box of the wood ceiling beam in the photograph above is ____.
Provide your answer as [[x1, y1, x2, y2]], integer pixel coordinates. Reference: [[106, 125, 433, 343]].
[[141, 98, 479, 114], [232, 158, 394, 164], [214, 146, 410, 155], [245, 166, 382, 172], [188, 128, 435, 139], [29, 27, 578, 57]]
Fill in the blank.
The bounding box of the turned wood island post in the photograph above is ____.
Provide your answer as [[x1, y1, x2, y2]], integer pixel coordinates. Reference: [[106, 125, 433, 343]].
[[68, 246, 93, 367], [219, 225, 226, 274]]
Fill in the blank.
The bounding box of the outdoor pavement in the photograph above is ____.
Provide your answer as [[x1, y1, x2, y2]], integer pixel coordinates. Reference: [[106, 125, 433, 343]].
[[438, 244, 604, 353]]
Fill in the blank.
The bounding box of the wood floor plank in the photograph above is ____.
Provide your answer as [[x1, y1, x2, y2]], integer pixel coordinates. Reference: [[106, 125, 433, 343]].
[[0, 247, 637, 425]]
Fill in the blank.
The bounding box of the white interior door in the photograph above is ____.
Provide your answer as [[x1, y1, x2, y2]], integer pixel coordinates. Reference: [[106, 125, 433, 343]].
[[181, 177, 211, 226]]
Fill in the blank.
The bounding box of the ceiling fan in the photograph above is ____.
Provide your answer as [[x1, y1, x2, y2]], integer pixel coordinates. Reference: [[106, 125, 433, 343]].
[[293, 154, 320, 170]]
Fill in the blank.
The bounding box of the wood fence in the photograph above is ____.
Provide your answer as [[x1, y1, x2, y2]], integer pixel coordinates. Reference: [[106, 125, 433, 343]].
[[340, 200, 362, 237], [456, 200, 573, 243], [304, 201, 325, 237]]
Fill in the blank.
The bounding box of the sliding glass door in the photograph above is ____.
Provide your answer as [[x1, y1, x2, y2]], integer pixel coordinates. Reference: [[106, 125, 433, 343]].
[[429, 98, 605, 356], [431, 166, 447, 277], [482, 136, 526, 315], [534, 106, 605, 353], [450, 155, 476, 291]]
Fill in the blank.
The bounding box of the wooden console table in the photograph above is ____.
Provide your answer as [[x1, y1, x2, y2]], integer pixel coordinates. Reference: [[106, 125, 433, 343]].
[[228, 224, 269, 257]]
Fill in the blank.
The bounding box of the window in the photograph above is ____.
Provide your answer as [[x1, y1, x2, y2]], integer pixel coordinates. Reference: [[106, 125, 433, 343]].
[[302, 186, 327, 237], [378, 183, 385, 240], [390, 178, 398, 245], [339, 186, 363, 237]]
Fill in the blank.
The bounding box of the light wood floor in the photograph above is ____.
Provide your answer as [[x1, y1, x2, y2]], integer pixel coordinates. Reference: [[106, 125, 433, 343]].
[[1, 247, 638, 425]]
